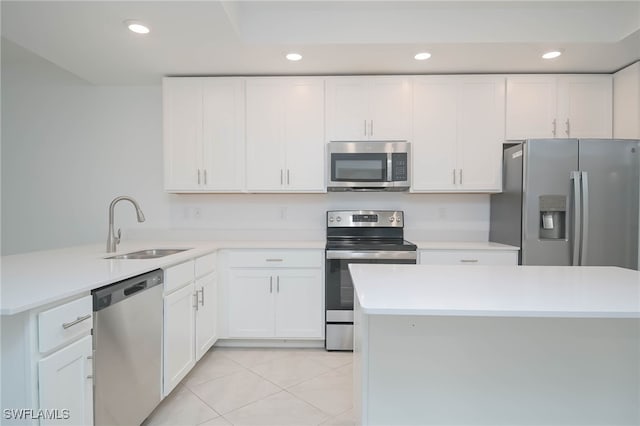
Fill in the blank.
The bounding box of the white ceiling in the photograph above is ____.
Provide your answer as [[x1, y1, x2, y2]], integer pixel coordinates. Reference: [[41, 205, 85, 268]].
[[2, 1, 639, 85]]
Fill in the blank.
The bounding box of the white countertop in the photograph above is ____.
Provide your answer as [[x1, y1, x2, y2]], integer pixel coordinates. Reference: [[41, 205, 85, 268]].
[[0, 240, 324, 315], [350, 264, 640, 318], [415, 241, 519, 251], [1, 239, 519, 316]]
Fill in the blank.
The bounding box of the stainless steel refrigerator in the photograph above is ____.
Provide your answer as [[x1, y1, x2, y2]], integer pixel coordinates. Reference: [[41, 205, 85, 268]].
[[490, 139, 639, 270]]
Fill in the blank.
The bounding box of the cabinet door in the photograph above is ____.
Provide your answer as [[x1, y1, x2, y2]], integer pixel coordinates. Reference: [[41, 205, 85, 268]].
[[228, 269, 275, 337], [368, 77, 412, 140], [557, 75, 612, 138], [246, 80, 286, 191], [275, 269, 324, 338], [325, 78, 369, 141], [195, 273, 217, 361], [38, 335, 93, 426], [506, 76, 557, 139], [457, 77, 505, 192], [202, 78, 245, 191], [163, 283, 195, 396], [163, 78, 203, 191], [412, 77, 458, 191], [284, 78, 326, 192], [419, 250, 518, 265]]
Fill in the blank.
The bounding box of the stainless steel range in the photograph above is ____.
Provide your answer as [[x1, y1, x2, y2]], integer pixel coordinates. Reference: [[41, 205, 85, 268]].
[[325, 210, 417, 351]]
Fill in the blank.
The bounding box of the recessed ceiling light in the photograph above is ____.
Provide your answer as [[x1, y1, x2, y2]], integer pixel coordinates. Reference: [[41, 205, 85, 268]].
[[125, 20, 150, 34], [286, 53, 302, 61], [414, 52, 432, 61], [542, 50, 562, 59]]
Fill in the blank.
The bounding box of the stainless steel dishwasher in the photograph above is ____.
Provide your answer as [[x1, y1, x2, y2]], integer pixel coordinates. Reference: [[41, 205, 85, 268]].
[[92, 269, 163, 426]]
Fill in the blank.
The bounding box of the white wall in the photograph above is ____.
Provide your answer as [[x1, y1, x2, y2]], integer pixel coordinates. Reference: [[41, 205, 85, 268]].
[[1, 39, 490, 255]]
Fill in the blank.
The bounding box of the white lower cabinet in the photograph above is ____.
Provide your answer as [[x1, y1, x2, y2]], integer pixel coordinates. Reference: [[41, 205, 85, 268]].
[[0, 295, 94, 426], [163, 254, 217, 396], [38, 334, 93, 426], [163, 282, 196, 395], [228, 270, 275, 337], [419, 249, 518, 265], [195, 272, 218, 360], [224, 249, 324, 340], [274, 269, 324, 338]]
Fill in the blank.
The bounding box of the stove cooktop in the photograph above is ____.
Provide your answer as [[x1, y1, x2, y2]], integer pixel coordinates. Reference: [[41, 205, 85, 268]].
[[326, 239, 417, 251]]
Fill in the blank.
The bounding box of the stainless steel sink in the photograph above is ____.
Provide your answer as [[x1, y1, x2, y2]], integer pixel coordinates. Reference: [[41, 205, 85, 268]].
[[105, 248, 191, 260]]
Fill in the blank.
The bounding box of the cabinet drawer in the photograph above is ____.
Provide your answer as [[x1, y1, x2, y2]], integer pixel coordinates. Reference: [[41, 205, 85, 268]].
[[228, 250, 322, 268], [195, 252, 216, 278], [419, 250, 518, 265], [38, 295, 92, 353], [164, 260, 195, 293]]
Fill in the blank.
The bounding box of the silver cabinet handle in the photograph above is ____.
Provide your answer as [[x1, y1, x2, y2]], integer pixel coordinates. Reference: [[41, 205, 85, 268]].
[[87, 375, 93, 380], [286, 169, 290, 185], [265, 258, 283, 262], [552, 119, 557, 137], [460, 259, 479, 263], [62, 314, 91, 330], [193, 292, 199, 311], [565, 119, 570, 137], [269, 276, 273, 293], [198, 287, 205, 307], [364, 120, 367, 136], [197, 169, 201, 185], [276, 276, 280, 293], [459, 169, 463, 185], [280, 169, 283, 185], [453, 169, 456, 185], [204, 169, 207, 185]]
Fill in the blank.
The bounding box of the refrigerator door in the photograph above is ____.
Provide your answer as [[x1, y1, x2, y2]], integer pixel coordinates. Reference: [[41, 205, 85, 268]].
[[489, 144, 524, 253], [578, 139, 639, 269], [522, 139, 579, 265]]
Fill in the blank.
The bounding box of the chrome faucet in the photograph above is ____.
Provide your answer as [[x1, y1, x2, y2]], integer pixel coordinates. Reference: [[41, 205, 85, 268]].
[[106, 196, 146, 253]]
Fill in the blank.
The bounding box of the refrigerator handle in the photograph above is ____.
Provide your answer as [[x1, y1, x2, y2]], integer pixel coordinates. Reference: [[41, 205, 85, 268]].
[[570, 171, 582, 266], [580, 171, 589, 266]]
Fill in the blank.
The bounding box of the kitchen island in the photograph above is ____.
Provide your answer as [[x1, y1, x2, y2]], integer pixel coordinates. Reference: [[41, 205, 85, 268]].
[[350, 264, 640, 426]]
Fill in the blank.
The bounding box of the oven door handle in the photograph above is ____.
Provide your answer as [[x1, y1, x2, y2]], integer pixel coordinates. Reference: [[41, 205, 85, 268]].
[[326, 250, 417, 260]]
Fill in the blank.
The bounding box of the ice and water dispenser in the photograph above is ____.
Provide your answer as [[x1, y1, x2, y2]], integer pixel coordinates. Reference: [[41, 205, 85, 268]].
[[539, 195, 566, 240]]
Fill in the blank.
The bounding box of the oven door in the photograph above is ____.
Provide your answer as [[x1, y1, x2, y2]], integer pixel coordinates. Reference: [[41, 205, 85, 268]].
[[325, 250, 416, 350], [325, 250, 417, 314]]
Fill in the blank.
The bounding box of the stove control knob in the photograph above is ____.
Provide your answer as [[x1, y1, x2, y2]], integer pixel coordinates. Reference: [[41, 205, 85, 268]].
[[389, 217, 394, 222], [336, 216, 342, 222], [329, 217, 334, 222]]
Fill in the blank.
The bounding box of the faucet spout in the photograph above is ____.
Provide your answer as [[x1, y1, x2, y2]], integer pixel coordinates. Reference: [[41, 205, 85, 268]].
[[107, 196, 145, 253]]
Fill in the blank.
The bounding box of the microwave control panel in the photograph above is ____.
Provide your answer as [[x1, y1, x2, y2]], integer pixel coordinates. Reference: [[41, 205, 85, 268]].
[[392, 153, 408, 181]]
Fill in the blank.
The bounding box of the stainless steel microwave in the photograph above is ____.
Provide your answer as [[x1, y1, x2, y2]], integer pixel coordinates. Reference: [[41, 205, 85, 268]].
[[327, 141, 410, 191]]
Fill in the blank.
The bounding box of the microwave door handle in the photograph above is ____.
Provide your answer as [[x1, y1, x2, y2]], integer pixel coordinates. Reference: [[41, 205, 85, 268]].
[[387, 155, 392, 182]]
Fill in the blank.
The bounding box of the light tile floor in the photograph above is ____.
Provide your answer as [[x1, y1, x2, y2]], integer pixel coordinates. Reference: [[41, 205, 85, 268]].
[[143, 348, 355, 426]]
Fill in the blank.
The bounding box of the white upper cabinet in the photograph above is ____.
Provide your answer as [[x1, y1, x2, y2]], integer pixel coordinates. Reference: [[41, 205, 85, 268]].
[[556, 76, 613, 138], [613, 61, 640, 139], [163, 77, 245, 192], [202, 79, 245, 191], [326, 77, 412, 141], [505, 76, 557, 139], [246, 77, 325, 192], [456, 78, 506, 191], [163, 78, 203, 190], [506, 75, 612, 140], [412, 76, 505, 192]]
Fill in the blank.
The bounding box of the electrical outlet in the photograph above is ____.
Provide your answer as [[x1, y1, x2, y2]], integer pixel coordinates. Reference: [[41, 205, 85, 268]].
[[193, 207, 202, 219]]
